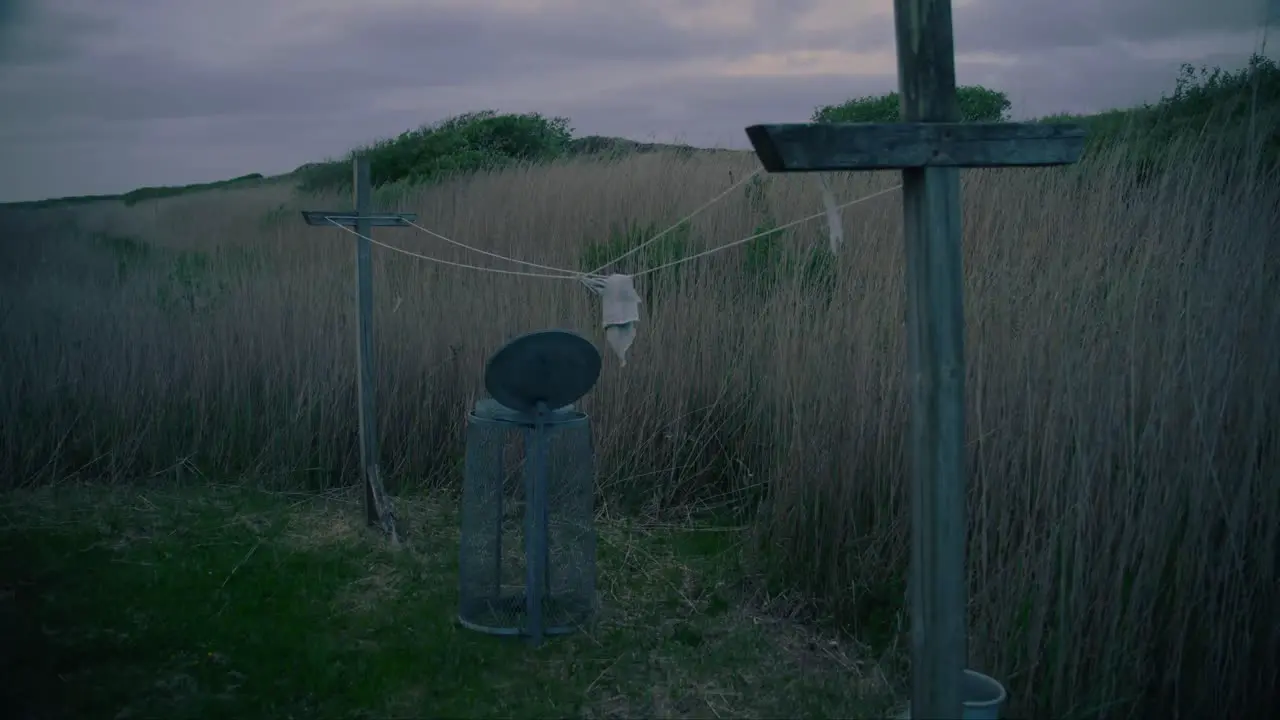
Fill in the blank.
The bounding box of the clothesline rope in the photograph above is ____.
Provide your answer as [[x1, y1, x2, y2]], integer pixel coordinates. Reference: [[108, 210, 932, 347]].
[[586, 168, 764, 276], [323, 219, 584, 279], [324, 181, 901, 280], [323, 175, 902, 366], [330, 166, 765, 280], [399, 216, 584, 278], [632, 183, 902, 277]]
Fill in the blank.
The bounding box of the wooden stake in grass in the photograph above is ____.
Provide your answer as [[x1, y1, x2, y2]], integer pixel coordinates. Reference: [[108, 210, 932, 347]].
[[302, 155, 417, 540], [744, 1, 1085, 716]]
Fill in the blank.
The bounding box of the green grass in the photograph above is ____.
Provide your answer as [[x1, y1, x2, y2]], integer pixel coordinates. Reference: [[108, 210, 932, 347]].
[[0, 483, 900, 719]]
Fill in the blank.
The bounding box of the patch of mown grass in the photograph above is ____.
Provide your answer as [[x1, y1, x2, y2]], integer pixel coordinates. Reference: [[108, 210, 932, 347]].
[[0, 484, 899, 719]]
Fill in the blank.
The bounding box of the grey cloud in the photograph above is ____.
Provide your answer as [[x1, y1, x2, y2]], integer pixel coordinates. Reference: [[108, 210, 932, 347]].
[[0, 2, 777, 127], [0, 1, 118, 65], [0, 50, 428, 125], [6, 112, 384, 201], [332, 3, 752, 67], [968, 46, 1250, 117], [955, 0, 1271, 55], [784, 0, 1271, 56]]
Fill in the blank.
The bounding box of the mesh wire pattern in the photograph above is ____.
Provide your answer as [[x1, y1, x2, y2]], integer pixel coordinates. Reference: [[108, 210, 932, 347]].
[[458, 404, 597, 636]]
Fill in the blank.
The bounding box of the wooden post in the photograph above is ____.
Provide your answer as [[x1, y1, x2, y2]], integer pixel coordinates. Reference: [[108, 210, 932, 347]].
[[893, 2, 968, 716], [743, 0, 1084, 716], [301, 156, 418, 540], [352, 158, 381, 530]]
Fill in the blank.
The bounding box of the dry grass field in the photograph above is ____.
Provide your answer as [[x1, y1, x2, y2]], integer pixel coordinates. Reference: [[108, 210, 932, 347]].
[[2, 127, 1278, 717]]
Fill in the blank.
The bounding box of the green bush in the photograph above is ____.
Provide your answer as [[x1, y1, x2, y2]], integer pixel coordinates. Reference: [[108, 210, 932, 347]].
[[1042, 54, 1280, 176], [812, 85, 1012, 123], [296, 111, 573, 194]]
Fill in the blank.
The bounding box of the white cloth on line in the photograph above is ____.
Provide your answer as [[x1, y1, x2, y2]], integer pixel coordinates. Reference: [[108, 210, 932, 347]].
[[817, 174, 844, 254], [580, 273, 642, 366], [604, 324, 638, 367]]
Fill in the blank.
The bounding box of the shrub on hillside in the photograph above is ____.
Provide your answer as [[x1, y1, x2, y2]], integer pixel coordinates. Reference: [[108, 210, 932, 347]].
[[1043, 54, 1280, 176], [812, 85, 1012, 123], [295, 111, 573, 194]]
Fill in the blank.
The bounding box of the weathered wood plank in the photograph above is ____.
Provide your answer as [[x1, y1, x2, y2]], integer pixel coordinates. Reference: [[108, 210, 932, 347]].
[[300, 160, 409, 544], [742, 0, 1084, 713], [892, 1, 968, 718], [301, 210, 417, 227], [352, 157, 382, 530], [745, 122, 1085, 171]]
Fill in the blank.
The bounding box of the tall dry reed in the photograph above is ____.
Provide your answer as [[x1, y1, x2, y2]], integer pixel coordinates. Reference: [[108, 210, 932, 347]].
[[1, 139, 1276, 718]]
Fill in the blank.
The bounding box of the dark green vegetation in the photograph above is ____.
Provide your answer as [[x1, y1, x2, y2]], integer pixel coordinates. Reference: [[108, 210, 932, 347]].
[[1042, 55, 1280, 178], [295, 112, 574, 193], [812, 84, 1013, 123], [292, 113, 711, 195], [0, 484, 897, 719]]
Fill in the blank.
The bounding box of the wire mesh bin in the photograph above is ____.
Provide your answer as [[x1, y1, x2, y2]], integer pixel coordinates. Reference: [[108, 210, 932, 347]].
[[458, 398, 598, 639]]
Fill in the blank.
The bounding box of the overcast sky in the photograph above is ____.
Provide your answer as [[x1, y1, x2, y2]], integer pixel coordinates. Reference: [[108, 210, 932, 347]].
[[0, 0, 1273, 202]]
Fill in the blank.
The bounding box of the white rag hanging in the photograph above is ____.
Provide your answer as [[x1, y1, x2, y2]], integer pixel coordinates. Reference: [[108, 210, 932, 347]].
[[580, 273, 642, 366], [817, 174, 844, 254]]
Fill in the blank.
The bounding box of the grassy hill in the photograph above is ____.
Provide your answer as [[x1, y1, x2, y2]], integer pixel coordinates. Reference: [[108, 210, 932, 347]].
[[1039, 56, 1279, 181], [5, 173, 275, 210]]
